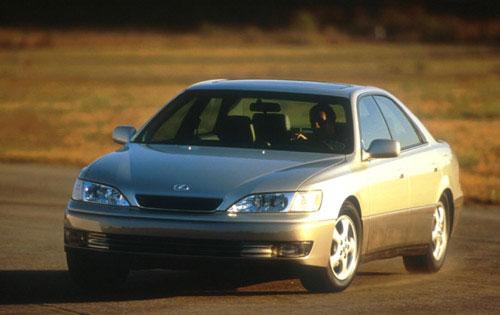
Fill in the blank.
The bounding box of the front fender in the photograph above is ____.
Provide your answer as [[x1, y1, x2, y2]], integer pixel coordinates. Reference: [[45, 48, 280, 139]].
[[300, 163, 368, 221]]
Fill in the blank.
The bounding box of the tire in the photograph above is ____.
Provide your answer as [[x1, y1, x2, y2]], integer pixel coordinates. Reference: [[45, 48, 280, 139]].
[[300, 201, 362, 293], [66, 249, 130, 291], [403, 194, 451, 273]]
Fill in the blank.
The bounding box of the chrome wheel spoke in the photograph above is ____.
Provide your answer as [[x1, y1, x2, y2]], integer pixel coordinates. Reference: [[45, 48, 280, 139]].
[[341, 219, 350, 239], [436, 210, 444, 227], [333, 228, 342, 242], [341, 256, 348, 271], [348, 237, 357, 255], [432, 230, 440, 243], [330, 252, 341, 268]]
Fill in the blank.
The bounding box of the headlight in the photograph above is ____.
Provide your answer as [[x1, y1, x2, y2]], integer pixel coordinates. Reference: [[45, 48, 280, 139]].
[[72, 179, 129, 206], [290, 191, 323, 212], [227, 191, 322, 213]]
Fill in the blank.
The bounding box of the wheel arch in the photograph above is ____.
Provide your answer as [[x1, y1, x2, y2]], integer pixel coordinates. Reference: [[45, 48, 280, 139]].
[[343, 195, 364, 253], [345, 195, 362, 222]]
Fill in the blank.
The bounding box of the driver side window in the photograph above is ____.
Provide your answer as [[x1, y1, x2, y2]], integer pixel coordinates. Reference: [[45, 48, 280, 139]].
[[358, 96, 391, 150]]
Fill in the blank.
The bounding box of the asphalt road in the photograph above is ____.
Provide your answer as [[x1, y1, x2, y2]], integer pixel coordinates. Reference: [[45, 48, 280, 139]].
[[0, 163, 499, 314]]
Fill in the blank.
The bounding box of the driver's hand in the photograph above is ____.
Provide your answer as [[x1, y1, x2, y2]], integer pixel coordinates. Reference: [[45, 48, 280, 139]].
[[294, 133, 308, 141]]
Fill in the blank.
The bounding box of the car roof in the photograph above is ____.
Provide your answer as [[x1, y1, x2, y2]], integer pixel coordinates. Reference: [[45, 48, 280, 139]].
[[187, 79, 367, 98]]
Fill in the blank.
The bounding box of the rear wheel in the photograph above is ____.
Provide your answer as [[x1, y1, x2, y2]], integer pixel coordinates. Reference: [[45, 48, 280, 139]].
[[66, 249, 130, 291], [403, 194, 450, 273], [300, 201, 362, 292]]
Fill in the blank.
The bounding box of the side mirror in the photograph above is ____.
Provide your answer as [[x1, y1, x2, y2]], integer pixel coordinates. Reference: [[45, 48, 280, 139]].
[[112, 125, 136, 144], [366, 139, 400, 159]]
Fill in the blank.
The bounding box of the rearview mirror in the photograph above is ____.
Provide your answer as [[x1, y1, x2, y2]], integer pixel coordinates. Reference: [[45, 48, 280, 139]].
[[112, 125, 136, 144], [366, 139, 400, 159]]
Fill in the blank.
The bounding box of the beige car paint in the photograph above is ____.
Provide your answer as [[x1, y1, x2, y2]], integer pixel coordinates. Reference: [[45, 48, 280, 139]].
[[65, 82, 463, 269]]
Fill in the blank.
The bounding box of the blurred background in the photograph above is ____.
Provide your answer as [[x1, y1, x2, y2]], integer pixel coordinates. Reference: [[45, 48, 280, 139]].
[[0, 0, 498, 205]]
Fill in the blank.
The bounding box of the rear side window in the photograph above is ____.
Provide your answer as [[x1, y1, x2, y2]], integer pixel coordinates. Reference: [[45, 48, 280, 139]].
[[374, 96, 423, 149], [357, 96, 391, 150]]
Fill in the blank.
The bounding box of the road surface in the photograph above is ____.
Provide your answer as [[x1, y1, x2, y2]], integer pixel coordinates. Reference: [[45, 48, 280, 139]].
[[0, 163, 499, 314]]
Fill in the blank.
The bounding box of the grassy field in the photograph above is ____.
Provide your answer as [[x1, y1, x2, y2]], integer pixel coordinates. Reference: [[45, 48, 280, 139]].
[[0, 30, 498, 204]]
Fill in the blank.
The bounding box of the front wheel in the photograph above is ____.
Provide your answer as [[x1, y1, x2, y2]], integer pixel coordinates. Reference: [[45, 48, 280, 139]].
[[300, 201, 362, 292], [403, 194, 451, 273]]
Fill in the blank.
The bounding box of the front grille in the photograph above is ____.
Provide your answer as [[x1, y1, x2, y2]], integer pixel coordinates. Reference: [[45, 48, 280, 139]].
[[136, 195, 222, 212]]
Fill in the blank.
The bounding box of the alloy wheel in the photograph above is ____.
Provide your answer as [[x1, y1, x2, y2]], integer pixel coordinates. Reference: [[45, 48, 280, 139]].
[[331, 215, 358, 281]]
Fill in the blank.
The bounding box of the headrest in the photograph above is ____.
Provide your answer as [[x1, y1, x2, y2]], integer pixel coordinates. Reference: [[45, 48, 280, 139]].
[[219, 116, 255, 144], [252, 113, 291, 131], [250, 99, 281, 113]]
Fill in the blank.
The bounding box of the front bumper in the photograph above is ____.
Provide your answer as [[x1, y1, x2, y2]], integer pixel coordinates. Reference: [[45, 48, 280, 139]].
[[64, 200, 334, 268]]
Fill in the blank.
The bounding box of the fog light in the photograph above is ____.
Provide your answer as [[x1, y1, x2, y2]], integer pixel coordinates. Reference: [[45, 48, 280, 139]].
[[277, 242, 313, 258], [64, 228, 87, 247]]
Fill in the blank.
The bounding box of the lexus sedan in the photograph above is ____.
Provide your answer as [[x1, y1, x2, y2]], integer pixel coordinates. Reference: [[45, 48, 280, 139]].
[[65, 79, 463, 292]]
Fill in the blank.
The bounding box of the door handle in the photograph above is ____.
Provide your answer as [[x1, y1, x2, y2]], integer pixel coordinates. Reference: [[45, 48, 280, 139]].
[[397, 168, 405, 179], [432, 162, 438, 173]]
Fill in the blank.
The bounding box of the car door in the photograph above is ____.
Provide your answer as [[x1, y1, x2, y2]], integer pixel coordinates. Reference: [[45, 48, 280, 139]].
[[358, 96, 409, 216], [357, 96, 411, 253], [374, 96, 440, 208], [373, 95, 437, 247]]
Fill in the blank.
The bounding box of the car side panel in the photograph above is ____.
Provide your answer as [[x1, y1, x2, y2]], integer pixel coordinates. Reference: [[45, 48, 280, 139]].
[[306, 88, 463, 259], [360, 149, 416, 254], [359, 145, 447, 256], [362, 157, 409, 217], [362, 205, 434, 256], [405, 145, 442, 208]]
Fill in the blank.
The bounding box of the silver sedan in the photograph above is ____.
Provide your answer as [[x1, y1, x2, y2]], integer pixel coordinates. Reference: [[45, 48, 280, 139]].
[[65, 79, 463, 292]]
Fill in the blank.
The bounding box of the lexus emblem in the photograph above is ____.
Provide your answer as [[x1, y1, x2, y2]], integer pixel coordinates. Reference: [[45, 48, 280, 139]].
[[173, 184, 191, 192]]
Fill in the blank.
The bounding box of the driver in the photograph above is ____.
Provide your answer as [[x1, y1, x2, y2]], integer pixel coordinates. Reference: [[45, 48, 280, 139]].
[[296, 103, 336, 141]]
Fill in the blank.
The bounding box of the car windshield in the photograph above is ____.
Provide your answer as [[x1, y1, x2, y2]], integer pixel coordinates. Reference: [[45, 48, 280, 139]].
[[133, 90, 354, 154]]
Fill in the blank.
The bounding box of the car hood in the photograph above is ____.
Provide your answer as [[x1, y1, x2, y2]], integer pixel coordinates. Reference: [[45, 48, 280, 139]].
[[81, 144, 345, 208]]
